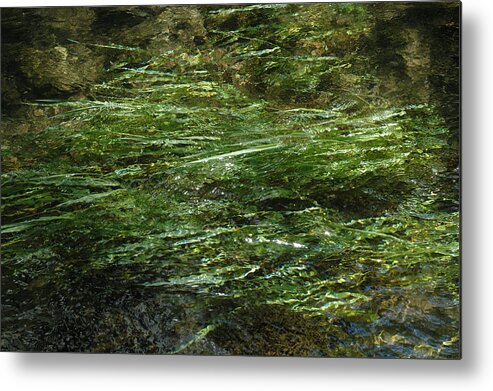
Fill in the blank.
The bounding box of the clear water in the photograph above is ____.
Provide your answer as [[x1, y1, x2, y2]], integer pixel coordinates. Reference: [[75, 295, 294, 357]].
[[1, 3, 460, 358]]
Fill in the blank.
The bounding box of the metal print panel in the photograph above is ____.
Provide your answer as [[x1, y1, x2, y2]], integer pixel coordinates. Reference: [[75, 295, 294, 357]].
[[0, 1, 461, 358]]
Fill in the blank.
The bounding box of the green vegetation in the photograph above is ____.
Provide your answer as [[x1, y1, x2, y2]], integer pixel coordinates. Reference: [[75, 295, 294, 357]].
[[1, 3, 460, 357]]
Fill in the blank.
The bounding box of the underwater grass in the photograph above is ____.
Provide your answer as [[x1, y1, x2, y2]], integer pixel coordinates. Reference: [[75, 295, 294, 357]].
[[1, 4, 459, 357]]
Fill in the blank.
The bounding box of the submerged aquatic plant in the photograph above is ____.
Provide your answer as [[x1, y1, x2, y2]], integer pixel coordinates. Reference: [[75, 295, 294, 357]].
[[1, 3, 459, 358]]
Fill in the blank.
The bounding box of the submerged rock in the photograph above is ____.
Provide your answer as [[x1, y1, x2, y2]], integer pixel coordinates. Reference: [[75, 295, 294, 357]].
[[17, 45, 104, 94], [1, 6, 206, 110]]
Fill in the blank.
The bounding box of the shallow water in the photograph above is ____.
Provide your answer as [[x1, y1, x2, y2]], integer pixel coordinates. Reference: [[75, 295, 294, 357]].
[[1, 3, 460, 358]]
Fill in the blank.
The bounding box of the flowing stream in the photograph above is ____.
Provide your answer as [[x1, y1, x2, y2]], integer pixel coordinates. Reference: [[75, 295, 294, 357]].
[[1, 4, 460, 358]]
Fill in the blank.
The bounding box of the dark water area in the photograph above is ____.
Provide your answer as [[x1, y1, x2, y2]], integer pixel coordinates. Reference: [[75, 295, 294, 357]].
[[1, 3, 460, 358]]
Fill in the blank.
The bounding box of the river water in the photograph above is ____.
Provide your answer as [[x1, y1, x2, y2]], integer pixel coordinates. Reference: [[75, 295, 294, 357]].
[[1, 3, 460, 358]]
